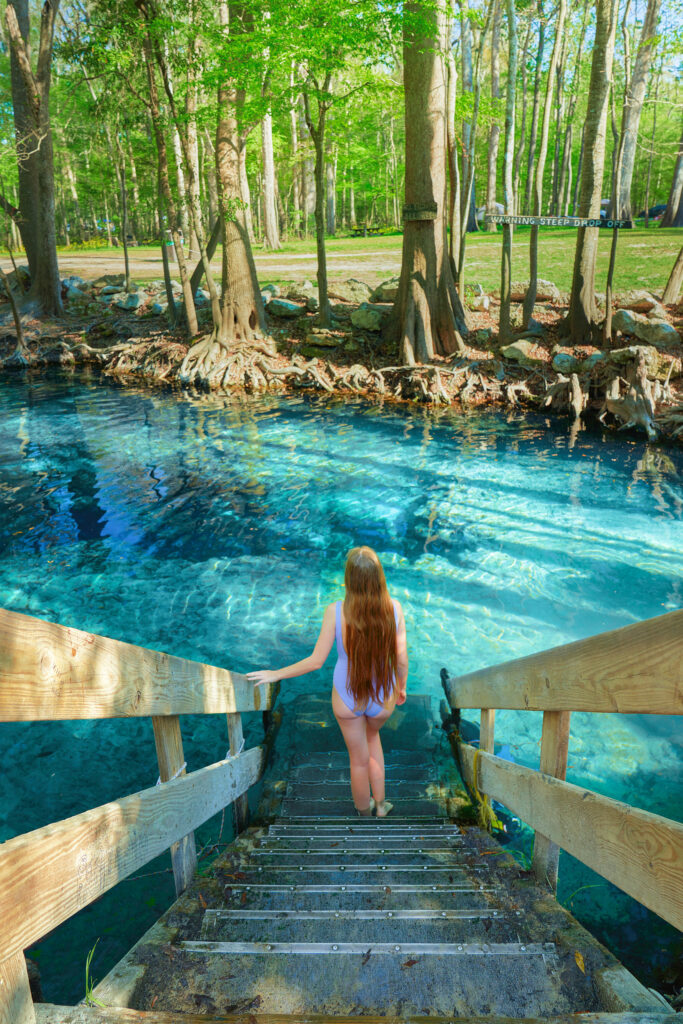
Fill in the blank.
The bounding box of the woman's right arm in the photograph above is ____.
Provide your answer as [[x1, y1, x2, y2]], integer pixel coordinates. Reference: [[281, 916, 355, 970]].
[[395, 600, 408, 704]]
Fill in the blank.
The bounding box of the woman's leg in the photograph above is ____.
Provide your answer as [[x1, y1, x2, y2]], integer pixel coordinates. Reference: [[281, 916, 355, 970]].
[[366, 717, 387, 804], [332, 688, 372, 811]]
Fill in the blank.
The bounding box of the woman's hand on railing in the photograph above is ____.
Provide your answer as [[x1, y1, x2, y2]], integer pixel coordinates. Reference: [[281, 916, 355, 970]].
[[247, 669, 279, 688]]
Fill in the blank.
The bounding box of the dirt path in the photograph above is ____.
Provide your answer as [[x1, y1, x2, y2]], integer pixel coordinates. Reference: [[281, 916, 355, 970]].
[[2, 248, 402, 287]]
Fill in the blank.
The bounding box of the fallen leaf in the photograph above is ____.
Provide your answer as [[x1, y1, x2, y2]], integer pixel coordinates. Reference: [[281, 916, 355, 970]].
[[330, 842, 339, 848], [401, 959, 419, 969], [150, 996, 158, 1008], [575, 951, 586, 974], [361, 948, 372, 966], [483, 919, 492, 932], [198, 893, 207, 909], [234, 871, 247, 880], [241, 891, 248, 905], [384, 885, 392, 894]]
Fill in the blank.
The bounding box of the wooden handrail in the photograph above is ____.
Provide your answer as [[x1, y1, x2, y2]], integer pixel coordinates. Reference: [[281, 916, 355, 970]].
[[455, 743, 683, 932], [0, 746, 264, 966], [0, 607, 277, 721], [445, 609, 683, 714]]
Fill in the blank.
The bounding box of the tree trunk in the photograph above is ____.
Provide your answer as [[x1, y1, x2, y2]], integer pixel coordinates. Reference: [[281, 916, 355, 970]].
[[564, 0, 618, 343], [115, 140, 131, 292], [6, 0, 62, 315], [303, 79, 333, 326], [485, 0, 502, 231], [661, 122, 683, 227], [391, 0, 468, 364], [643, 59, 662, 227], [523, 0, 566, 328], [512, 15, 532, 213], [499, 0, 517, 341], [571, 123, 585, 215], [138, 18, 198, 335], [549, 31, 568, 214], [614, 0, 661, 220], [289, 68, 301, 237], [203, 127, 219, 227], [662, 246, 683, 304], [326, 146, 336, 236], [523, 4, 546, 215], [261, 107, 280, 250], [446, 27, 461, 281]]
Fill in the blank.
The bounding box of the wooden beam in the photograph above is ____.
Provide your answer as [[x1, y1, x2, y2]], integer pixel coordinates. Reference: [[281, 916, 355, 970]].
[[446, 609, 683, 714], [0, 607, 277, 721], [0, 747, 264, 964], [479, 710, 495, 753], [33, 1005, 683, 1023], [0, 953, 35, 1024], [532, 711, 571, 890], [457, 742, 683, 932], [227, 713, 249, 834], [152, 716, 197, 894]]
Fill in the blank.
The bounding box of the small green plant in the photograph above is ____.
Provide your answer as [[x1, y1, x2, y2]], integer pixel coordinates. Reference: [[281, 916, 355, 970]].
[[84, 940, 104, 1008], [564, 883, 607, 911]]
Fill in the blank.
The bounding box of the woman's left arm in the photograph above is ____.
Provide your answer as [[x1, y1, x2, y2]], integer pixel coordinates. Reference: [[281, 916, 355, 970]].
[[247, 604, 337, 687]]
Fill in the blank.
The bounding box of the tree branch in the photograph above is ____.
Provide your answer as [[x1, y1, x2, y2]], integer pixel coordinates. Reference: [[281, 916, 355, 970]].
[[36, 0, 60, 89], [0, 193, 21, 224]]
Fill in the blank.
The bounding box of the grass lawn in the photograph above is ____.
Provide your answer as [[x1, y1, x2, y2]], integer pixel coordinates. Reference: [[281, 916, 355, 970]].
[[45, 225, 683, 297]]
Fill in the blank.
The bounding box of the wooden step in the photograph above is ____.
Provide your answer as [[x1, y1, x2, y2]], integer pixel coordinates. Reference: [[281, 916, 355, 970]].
[[34, 1008, 683, 1023]]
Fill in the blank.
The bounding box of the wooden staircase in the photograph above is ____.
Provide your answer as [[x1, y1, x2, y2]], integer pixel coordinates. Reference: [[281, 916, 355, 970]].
[[0, 607, 681, 1024]]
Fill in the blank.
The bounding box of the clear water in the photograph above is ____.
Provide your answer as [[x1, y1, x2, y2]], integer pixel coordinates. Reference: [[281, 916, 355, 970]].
[[0, 374, 681, 1002]]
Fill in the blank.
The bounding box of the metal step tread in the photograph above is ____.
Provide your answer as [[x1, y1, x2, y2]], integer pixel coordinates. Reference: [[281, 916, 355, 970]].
[[181, 940, 554, 956], [204, 908, 506, 921]]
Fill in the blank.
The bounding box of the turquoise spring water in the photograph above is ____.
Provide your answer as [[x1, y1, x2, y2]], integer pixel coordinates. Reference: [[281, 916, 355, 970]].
[[0, 373, 681, 1003]]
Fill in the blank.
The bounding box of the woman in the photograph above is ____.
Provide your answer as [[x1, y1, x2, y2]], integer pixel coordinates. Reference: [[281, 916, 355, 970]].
[[247, 546, 408, 817]]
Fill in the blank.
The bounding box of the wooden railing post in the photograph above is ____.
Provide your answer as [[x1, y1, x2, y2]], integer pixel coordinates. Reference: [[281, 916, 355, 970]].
[[479, 709, 495, 753], [227, 712, 249, 834], [0, 952, 35, 1024], [152, 715, 197, 895], [532, 710, 571, 890]]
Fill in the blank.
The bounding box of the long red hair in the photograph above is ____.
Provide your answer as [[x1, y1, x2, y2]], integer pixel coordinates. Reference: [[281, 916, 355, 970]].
[[343, 546, 397, 712]]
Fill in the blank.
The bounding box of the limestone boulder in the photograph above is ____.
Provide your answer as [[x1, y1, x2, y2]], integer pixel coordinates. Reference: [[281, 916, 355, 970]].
[[500, 339, 546, 366], [114, 292, 143, 310], [612, 307, 680, 350], [93, 273, 125, 289], [616, 289, 658, 313], [552, 352, 580, 374], [350, 302, 385, 332], [370, 277, 400, 303], [152, 301, 168, 315], [635, 320, 681, 349], [608, 344, 675, 381], [261, 283, 280, 298], [329, 278, 373, 304], [508, 279, 561, 303], [267, 298, 302, 318]]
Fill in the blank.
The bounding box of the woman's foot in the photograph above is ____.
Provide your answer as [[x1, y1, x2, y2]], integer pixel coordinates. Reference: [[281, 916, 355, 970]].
[[375, 799, 393, 817], [356, 798, 376, 817]]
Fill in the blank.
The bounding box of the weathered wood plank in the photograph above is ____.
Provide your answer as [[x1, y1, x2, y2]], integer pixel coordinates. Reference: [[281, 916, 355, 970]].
[[446, 609, 683, 714], [227, 712, 249, 834], [457, 743, 683, 931], [532, 710, 571, 890], [0, 607, 276, 721], [0, 953, 35, 1024], [152, 716, 197, 894], [479, 709, 495, 753], [33, 1005, 683, 1023], [0, 747, 264, 964]]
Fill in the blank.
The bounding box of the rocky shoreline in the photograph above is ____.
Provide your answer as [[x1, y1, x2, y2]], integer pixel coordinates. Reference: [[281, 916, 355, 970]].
[[1, 269, 682, 445]]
